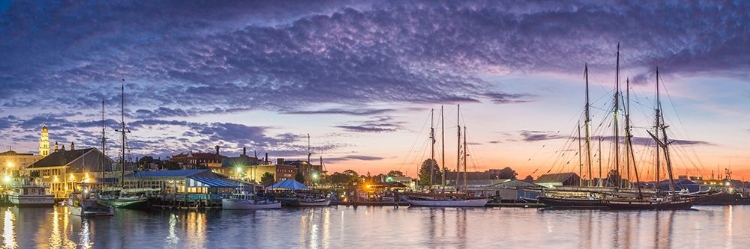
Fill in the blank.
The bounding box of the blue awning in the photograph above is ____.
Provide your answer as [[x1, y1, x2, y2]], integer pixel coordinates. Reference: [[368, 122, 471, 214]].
[[187, 177, 240, 188], [269, 179, 308, 190]]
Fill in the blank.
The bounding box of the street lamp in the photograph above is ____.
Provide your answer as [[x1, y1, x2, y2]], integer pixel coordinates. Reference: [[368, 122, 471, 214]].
[[311, 172, 318, 189]]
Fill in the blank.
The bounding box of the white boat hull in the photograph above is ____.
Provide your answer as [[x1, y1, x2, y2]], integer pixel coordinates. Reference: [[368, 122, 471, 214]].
[[298, 199, 331, 206], [222, 199, 282, 210], [407, 198, 488, 207], [10, 194, 55, 207]]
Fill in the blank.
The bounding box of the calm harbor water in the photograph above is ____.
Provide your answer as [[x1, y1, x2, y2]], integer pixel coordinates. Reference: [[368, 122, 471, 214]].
[[1, 205, 748, 249]]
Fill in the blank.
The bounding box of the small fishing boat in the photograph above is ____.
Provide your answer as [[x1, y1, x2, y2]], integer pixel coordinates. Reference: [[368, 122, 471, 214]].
[[67, 188, 114, 217], [297, 196, 331, 206], [222, 187, 281, 210]]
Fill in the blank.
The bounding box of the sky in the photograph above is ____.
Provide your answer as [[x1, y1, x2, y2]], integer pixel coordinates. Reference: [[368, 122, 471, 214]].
[[1, 0, 748, 180]]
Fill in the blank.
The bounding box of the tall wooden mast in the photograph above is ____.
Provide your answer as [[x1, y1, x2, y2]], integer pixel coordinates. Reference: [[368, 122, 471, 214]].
[[441, 106, 446, 192], [655, 67, 661, 186], [584, 63, 593, 187], [578, 121, 582, 187], [101, 99, 106, 188], [120, 81, 126, 188], [613, 43, 621, 188], [463, 126, 468, 192], [429, 109, 435, 188], [456, 105, 461, 190]]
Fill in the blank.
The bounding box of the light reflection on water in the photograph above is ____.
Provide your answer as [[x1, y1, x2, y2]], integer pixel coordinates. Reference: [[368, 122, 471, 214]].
[[3, 208, 16, 249], [0, 206, 749, 248]]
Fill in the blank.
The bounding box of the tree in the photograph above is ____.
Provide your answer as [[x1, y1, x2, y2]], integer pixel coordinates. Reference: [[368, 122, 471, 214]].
[[162, 161, 181, 170], [343, 169, 360, 184], [330, 172, 349, 185], [606, 170, 623, 187], [261, 172, 275, 186], [418, 159, 442, 186], [295, 171, 305, 183], [387, 170, 405, 177], [523, 175, 534, 182], [496, 167, 518, 180], [139, 156, 154, 168]]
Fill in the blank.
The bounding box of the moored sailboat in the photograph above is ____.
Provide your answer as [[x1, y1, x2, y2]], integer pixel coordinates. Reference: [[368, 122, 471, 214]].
[[601, 66, 698, 210], [97, 83, 151, 210], [405, 106, 488, 208]]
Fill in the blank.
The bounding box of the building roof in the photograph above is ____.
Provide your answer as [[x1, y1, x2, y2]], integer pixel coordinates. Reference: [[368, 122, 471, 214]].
[[27, 148, 96, 168], [491, 180, 541, 188], [269, 179, 308, 190], [127, 169, 210, 178], [187, 177, 240, 188], [0, 150, 35, 156], [535, 172, 579, 183]]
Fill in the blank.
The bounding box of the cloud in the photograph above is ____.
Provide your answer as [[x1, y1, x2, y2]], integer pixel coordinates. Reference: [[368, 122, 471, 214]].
[[4, 1, 747, 115], [335, 116, 403, 133], [482, 92, 535, 104], [285, 108, 395, 116], [592, 135, 711, 147], [519, 130, 567, 142], [324, 155, 385, 163]]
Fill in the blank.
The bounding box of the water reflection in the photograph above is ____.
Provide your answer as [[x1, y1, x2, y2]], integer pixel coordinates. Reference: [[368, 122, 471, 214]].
[[299, 208, 332, 249], [3, 208, 17, 249], [165, 213, 180, 246], [2, 205, 750, 248], [78, 218, 93, 249], [725, 205, 733, 249], [49, 207, 76, 248]]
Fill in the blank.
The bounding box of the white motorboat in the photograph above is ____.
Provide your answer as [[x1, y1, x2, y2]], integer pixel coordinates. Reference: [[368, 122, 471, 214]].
[[222, 198, 282, 210], [297, 197, 331, 206], [10, 180, 55, 207]]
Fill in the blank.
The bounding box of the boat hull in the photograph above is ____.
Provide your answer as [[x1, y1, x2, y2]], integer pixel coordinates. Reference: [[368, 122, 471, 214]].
[[696, 193, 750, 205], [604, 199, 696, 210], [297, 199, 331, 207], [68, 201, 115, 217], [10, 194, 55, 207], [537, 196, 606, 209], [222, 199, 282, 210], [98, 198, 150, 210], [407, 198, 488, 207]]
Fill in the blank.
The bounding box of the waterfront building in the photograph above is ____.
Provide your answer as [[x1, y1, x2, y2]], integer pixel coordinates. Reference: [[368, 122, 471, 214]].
[[125, 169, 239, 194], [534, 172, 581, 188], [215, 147, 265, 180], [0, 150, 44, 176], [170, 146, 225, 169], [26, 146, 113, 198]]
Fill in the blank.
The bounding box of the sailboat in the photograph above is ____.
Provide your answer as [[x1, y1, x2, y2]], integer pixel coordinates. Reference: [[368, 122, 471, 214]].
[[406, 106, 488, 207], [537, 48, 622, 209], [97, 83, 152, 210], [601, 67, 698, 210]]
